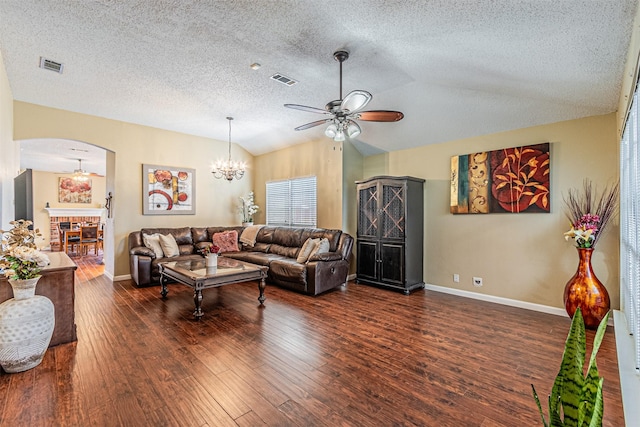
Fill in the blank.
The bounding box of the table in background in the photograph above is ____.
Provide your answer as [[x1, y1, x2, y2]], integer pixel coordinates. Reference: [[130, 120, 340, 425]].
[[62, 228, 103, 255], [0, 252, 78, 347]]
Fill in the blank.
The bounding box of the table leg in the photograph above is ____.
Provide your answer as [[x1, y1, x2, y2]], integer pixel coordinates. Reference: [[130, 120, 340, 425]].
[[160, 274, 168, 298], [258, 277, 266, 305], [193, 289, 204, 320]]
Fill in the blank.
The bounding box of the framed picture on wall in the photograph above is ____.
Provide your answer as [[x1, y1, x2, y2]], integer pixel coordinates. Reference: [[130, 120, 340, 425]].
[[450, 142, 550, 214], [143, 164, 195, 215], [59, 177, 92, 203]]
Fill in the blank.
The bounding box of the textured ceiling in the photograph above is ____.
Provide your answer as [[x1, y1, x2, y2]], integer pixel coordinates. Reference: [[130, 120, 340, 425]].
[[0, 0, 637, 170]]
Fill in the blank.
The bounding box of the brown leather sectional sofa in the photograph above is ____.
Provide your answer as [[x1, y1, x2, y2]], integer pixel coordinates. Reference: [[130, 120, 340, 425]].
[[128, 226, 353, 296]]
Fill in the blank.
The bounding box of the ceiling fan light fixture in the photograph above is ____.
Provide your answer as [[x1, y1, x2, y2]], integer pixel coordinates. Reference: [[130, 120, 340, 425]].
[[325, 123, 338, 138], [334, 130, 346, 142], [346, 120, 361, 138]]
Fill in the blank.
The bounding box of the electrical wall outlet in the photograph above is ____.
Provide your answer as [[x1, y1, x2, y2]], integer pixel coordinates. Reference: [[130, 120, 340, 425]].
[[473, 277, 483, 287], [453, 274, 460, 283]]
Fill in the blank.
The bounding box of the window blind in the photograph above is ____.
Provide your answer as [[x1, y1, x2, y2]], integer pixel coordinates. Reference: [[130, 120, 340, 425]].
[[621, 88, 640, 372], [266, 176, 317, 227]]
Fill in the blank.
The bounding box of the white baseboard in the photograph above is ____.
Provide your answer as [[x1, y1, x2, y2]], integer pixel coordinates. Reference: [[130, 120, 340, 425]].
[[347, 273, 357, 281], [103, 270, 114, 281], [424, 283, 568, 318], [113, 274, 131, 282], [424, 283, 617, 326]]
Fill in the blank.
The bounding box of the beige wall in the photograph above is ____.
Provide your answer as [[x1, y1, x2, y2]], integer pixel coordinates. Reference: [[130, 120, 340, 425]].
[[0, 50, 17, 230], [13, 102, 254, 277], [253, 139, 344, 229], [342, 141, 363, 274], [364, 113, 620, 310], [31, 170, 107, 247]]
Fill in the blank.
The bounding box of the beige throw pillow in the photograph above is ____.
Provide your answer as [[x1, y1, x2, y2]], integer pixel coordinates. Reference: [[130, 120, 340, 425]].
[[296, 238, 319, 263], [306, 237, 330, 263], [142, 233, 164, 259], [158, 233, 180, 258]]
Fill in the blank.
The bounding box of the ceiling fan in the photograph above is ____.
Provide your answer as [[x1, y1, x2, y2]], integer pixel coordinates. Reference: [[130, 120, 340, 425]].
[[285, 50, 404, 142], [70, 159, 102, 180]]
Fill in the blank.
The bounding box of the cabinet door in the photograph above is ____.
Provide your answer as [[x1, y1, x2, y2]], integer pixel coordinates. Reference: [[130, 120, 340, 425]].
[[358, 184, 379, 239], [356, 241, 378, 281], [380, 243, 404, 285], [380, 182, 405, 240]]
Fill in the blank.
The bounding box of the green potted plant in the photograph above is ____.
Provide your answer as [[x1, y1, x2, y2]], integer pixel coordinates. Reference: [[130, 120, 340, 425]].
[[531, 307, 610, 427]]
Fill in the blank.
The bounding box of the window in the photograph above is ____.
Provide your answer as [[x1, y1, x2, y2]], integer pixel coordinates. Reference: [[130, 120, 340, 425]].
[[621, 87, 640, 373], [266, 176, 317, 227]]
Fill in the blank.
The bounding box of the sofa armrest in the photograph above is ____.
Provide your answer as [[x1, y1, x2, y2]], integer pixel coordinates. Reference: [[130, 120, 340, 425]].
[[308, 252, 343, 263], [130, 252, 153, 287], [130, 246, 155, 258]]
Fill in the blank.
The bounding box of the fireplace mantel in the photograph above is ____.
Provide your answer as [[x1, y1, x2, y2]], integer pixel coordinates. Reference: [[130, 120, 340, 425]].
[[45, 208, 106, 217]]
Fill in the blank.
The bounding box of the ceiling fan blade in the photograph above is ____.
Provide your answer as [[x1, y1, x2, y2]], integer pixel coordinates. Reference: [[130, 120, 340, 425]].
[[341, 90, 372, 113], [356, 110, 404, 122], [284, 104, 331, 115], [294, 119, 332, 131]]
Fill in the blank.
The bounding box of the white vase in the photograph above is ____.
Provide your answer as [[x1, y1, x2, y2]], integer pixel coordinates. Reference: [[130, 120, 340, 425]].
[[0, 276, 55, 373], [206, 253, 218, 268], [242, 221, 254, 227]]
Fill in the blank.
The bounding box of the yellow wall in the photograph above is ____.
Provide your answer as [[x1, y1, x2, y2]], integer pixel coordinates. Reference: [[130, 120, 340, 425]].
[[364, 113, 620, 310], [253, 139, 344, 229], [342, 141, 363, 274], [13, 102, 254, 277], [0, 50, 17, 230], [31, 170, 107, 247]]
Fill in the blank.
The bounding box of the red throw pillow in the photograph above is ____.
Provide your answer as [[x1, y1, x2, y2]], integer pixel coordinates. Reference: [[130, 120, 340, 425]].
[[212, 230, 239, 253]]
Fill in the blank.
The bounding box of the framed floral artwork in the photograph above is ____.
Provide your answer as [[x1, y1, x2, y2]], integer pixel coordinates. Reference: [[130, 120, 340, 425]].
[[58, 177, 92, 203], [143, 164, 195, 215], [451, 143, 550, 214]]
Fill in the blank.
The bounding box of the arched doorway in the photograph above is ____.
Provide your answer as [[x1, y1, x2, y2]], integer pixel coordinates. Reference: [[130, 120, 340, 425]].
[[18, 138, 116, 278]]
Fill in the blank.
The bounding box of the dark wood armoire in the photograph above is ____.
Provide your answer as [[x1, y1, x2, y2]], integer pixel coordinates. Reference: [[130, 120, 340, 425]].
[[355, 176, 425, 294]]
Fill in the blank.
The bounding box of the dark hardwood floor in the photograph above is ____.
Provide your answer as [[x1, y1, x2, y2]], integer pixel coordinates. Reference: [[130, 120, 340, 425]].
[[0, 256, 625, 426]]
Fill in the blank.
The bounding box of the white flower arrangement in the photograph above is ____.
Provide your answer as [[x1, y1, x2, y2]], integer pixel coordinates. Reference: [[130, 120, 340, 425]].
[[238, 191, 259, 223], [0, 220, 49, 280]]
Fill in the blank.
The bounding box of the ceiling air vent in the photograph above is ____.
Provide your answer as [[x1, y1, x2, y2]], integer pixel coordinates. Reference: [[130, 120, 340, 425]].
[[271, 73, 297, 86], [39, 57, 64, 74]]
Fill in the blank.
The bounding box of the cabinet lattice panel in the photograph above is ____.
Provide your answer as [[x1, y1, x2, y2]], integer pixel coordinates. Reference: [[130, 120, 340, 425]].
[[358, 187, 378, 237], [382, 185, 405, 239]]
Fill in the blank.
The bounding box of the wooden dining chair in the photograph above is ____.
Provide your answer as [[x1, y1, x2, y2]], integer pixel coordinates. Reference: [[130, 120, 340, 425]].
[[63, 230, 81, 256], [50, 222, 61, 251], [80, 225, 99, 256]]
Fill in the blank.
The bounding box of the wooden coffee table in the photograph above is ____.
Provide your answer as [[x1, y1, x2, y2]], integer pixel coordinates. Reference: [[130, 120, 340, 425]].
[[159, 257, 268, 320]]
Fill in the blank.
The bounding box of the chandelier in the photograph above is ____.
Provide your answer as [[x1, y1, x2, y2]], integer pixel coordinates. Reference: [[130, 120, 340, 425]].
[[72, 159, 89, 182], [212, 116, 246, 181]]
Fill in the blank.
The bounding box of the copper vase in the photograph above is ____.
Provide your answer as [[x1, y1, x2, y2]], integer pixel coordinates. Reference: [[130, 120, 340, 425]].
[[563, 247, 610, 329]]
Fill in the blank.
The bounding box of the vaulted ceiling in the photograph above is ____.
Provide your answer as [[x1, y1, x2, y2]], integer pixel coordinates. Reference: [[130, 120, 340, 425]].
[[0, 0, 637, 170]]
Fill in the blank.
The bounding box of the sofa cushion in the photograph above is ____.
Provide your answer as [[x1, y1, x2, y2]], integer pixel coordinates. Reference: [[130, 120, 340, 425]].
[[191, 227, 209, 244], [269, 244, 299, 259], [268, 259, 307, 284], [224, 252, 288, 266], [142, 233, 164, 258], [159, 233, 180, 257], [141, 227, 193, 246], [212, 230, 239, 253], [307, 237, 330, 262], [296, 238, 319, 263], [272, 227, 304, 247]]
